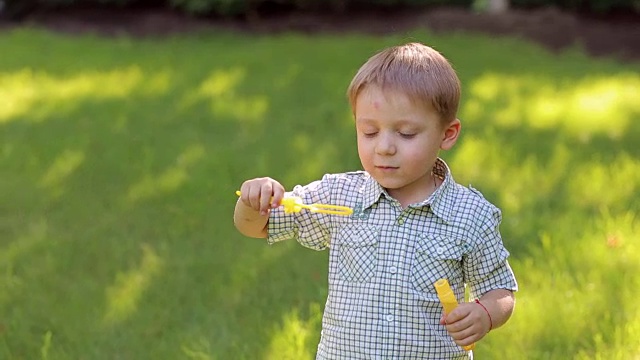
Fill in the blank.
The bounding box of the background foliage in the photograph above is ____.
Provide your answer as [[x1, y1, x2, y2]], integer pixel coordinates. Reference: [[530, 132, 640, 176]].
[[1, 0, 638, 19]]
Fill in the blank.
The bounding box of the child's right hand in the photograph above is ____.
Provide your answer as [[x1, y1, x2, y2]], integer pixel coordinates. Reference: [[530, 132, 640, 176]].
[[238, 177, 286, 216]]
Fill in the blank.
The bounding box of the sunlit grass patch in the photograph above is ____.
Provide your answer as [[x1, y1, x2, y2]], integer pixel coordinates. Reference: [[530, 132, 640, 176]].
[[103, 244, 164, 325], [263, 304, 323, 360], [463, 72, 640, 141], [0, 67, 168, 123]]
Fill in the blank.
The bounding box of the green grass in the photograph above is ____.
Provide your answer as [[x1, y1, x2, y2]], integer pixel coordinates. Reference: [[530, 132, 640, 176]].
[[1, 27, 639, 359]]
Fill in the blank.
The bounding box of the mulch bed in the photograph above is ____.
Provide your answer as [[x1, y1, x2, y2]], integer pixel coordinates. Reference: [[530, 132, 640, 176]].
[[1, 5, 639, 61]]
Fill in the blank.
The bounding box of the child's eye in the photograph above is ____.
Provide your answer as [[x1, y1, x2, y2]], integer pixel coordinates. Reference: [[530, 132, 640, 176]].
[[399, 133, 416, 139], [362, 132, 378, 138]]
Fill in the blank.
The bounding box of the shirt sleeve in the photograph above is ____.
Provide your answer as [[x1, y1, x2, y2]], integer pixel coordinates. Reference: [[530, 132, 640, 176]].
[[266, 174, 334, 251], [463, 205, 518, 299]]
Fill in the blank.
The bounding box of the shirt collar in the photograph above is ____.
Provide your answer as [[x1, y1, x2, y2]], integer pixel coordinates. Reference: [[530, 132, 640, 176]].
[[359, 158, 456, 224], [361, 173, 385, 210], [425, 158, 456, 224]]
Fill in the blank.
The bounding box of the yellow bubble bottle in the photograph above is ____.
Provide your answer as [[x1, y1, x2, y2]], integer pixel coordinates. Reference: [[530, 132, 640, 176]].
[[434, 279, 475, 351]]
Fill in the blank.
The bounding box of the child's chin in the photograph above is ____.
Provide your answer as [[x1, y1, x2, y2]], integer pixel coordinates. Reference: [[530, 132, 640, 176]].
[[376, 179, 405, 191]]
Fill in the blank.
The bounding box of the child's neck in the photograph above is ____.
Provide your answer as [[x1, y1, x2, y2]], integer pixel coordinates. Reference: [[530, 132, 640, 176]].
[[389, 172, 440, 208]]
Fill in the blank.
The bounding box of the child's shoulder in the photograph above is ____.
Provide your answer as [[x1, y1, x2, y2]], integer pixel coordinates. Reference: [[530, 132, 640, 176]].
[[463, 184, 492, 202], [449, 182, 501, 221]]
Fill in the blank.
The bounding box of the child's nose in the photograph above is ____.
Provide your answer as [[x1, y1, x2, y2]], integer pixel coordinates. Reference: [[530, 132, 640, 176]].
[[375, 133, 396, 155]]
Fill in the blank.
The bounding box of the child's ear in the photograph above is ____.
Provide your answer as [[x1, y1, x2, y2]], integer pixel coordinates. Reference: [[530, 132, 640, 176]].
[[440, 118, 461, 151]]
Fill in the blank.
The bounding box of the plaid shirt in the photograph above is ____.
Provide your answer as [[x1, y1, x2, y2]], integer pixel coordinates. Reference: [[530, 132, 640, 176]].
[[267, 158, 518, 359]]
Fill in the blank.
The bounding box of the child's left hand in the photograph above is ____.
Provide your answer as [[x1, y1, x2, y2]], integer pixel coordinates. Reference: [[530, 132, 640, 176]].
[[439, 302, 491, 347]]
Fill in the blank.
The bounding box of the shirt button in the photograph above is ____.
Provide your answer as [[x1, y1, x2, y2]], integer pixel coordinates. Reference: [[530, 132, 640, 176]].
[[397, 218, 404, 225], [389, 266, 397, 274], [436, 247, 444, 255], [386, 314, 394, 322]]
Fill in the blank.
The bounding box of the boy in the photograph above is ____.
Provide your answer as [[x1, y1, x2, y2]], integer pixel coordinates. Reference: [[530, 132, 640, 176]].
[[234, 42, 518, 359]]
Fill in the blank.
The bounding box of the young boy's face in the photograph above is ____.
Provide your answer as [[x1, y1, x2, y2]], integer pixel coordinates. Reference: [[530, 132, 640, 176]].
[[354, 85, 456, 204]]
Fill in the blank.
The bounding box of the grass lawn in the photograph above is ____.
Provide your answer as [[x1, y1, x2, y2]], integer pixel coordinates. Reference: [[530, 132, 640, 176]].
[[1, 27, 639, 359]]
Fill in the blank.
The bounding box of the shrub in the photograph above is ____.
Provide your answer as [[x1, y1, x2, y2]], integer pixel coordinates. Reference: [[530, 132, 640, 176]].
[[0, 0, 636, 20]]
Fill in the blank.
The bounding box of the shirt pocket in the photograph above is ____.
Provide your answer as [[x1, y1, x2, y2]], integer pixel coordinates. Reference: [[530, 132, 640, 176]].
[[334, 224, 379, 283], [410, 235, 464, 297]]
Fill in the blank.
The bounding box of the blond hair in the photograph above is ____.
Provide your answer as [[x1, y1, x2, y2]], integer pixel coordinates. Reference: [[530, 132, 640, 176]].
[[347, 42, 461, 124]]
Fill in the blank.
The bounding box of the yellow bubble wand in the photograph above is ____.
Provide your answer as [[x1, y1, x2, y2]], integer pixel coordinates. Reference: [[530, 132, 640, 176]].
[[235, 191, 353, 216]]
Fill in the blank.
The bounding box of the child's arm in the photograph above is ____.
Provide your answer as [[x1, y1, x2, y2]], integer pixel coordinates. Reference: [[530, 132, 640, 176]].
[[233, 177, 285, 238], [440, 288, 515, 348]]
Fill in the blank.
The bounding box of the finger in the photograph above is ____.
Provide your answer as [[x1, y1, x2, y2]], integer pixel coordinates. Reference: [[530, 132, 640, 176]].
[[272, 185, 285, 208], [259, 183, 273, 215], [453, 332, 478, 348], [448, 322, 475, 340], [445, 321, 462, 334], [248, 184, 261, 211], [445, 308, 468, 324], [439, 313, 446, 325], [449, 319, 486, 346], [239, 182, 254, 208], [445, 314, 474, 334]]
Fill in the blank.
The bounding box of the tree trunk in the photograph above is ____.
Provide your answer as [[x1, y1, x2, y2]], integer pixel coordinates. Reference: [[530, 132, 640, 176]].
[[487, 0, 509, 13]]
